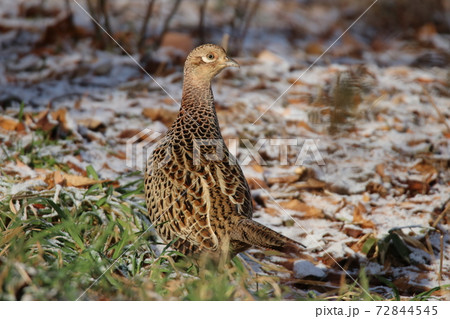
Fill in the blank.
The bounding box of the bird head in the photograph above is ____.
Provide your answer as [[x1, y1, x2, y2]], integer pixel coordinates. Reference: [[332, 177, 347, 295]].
[[184, 44, 239, 84]]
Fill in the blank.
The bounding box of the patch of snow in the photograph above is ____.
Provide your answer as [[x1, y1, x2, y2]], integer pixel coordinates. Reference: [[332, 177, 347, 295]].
[[293, 260, 327, 279], [10, 179, 47, 195]]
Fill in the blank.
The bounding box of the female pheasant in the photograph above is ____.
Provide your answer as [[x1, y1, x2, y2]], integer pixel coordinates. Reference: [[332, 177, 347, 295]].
[[145, 44, 304, 259]]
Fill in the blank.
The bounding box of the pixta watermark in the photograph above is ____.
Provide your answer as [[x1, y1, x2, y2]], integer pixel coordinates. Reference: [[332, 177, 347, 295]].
[[126, 128, 325, 171]]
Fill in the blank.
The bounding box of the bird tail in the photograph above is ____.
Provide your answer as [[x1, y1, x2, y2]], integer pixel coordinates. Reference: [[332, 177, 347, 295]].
[[231, 219, 305, 255]]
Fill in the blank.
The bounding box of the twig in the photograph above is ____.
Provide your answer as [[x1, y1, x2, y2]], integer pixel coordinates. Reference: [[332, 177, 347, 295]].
[[437, 229, 444, 284], [63, 0, 76, 33], [155, 0, 182, 49], [99, 0, 111, 33], [237, 0, 261, 54], [228, 0, 243, 51], [221, 33, 230, 52], [86, 0, 104, 47], [99, 0, 112, 48], [227, 0, 260, 55], [338, 258, 352, 296], [432, 201, 449, 229], [138, 0, 156, 52], [217, 33, 230, 93], [197, 0, 208, 43], [422, 85, 450, 133], [86, 0, 97, 19], [64, 0, 71, 13], [425, 200, 449, 284]]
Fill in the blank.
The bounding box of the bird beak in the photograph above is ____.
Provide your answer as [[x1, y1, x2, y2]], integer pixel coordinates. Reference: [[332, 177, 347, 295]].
[[224, 56, 240, 68]]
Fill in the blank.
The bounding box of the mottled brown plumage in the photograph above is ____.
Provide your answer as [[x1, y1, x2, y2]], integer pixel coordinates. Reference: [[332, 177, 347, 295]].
[[144, 44, 304, 259]]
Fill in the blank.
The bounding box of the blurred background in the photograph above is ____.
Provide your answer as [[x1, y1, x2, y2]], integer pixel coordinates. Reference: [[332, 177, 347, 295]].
[[0, 0, 449, 76], [1, 0, 449, 116]]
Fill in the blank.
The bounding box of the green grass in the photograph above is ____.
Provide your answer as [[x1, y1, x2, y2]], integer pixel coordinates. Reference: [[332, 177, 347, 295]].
[[0, 124, 446, 300], [0, 172, 391, 301], [0, 169, 286, 300], [3, 127, 72, 172]]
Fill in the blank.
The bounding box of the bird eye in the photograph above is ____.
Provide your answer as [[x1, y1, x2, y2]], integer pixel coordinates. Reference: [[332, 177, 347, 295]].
[[202, 53, 216, 63]]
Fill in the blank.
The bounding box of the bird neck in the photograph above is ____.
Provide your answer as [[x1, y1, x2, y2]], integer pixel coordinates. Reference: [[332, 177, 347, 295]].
[[177, 75, 223, 139], [181, 76, 216, 115]]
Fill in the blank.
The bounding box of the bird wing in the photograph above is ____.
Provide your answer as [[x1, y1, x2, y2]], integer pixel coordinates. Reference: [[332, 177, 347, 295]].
[[207, 151, 253, 219], [146, 138, 219, 253], [186, 139, 253, 219]]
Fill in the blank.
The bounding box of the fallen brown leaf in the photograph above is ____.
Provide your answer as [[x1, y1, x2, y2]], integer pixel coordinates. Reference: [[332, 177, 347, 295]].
[[117, 129, 142, 139], [266, 174, 299, 186], [294, 166, 307, 178], [77, 118, 105, 131], [365, 181, 388, 197], [292, 178, 326, 191], [416, 23, 437, 42], [412, 161, 438, 184], [264, 207, 281, 217], [15, 159, 31, 169], [406, 180, 430, 195], [344, 226, 364, 239], [53, 171, 109, 188], [66, 161, 87, 175], [251, 163, 264, 173], [110, 151, 127, 160], [160, 32, 194, 55], [9, 199, 18, 214], [287, 78, 307, 86], [393, 276, 431, 295], [280, 199, 324, 219], [161, 97, 176, 105], [0, 116, 20, 131], [246, 178, 268, 190], [304, 42, 323, 55], [51, 108, 70, 131], [352, 202, 375, 229], [257, 50, 285, 64], [286, 96, 310, 105], [142, 108, 177, 127], [23, 113, 34, 126], [34, 109, 57, 132], [375, 163, 388, 181], [286, 120, 317, 133]]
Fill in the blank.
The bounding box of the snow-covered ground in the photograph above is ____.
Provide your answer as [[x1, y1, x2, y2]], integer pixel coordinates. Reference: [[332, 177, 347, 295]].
[[0, 0, 449, 299]]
